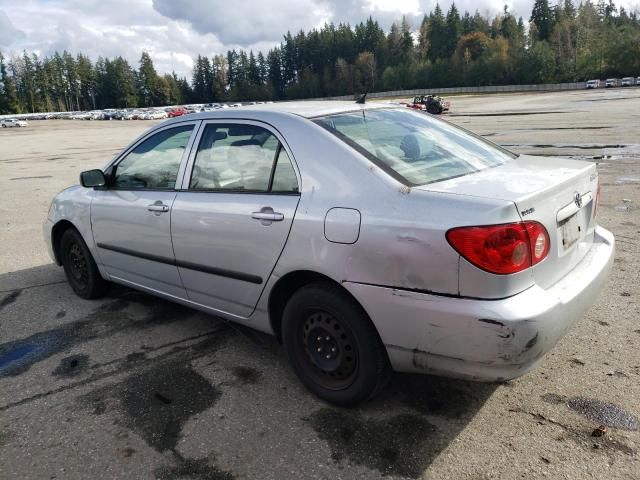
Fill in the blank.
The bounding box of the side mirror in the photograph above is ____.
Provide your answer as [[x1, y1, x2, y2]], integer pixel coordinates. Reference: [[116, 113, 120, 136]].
[[80, 169, 106, 188]]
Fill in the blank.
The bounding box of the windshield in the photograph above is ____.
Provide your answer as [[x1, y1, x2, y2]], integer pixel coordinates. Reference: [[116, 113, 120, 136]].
[[314, 108, 516, 186]]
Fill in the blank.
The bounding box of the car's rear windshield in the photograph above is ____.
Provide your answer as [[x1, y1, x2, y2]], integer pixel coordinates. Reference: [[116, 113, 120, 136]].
[[314, 108, 516, 186]]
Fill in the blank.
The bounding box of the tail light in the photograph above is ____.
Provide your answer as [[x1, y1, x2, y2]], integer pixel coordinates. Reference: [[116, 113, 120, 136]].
[[446, 221, 550, 275], [593, 183, 601, 218]]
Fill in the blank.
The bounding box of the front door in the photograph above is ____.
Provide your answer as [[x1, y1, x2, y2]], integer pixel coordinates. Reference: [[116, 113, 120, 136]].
[[171, 122, 301, 317], [91, 123, 197, 298]]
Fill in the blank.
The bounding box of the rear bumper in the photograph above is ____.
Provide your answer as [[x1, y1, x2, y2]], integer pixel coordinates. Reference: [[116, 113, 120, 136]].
[[344, 226, 615, 381]]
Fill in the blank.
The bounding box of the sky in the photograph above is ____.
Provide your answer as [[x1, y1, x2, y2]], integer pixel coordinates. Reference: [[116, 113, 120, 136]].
[[1, 0, 639, 78]]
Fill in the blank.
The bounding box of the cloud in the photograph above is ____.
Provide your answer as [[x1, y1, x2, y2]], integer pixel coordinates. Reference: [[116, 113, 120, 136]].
[[0, 10, 26, 46], [151, 0, 516, 40], [1, 0, 639, 79], [152, 0, 329, 44]]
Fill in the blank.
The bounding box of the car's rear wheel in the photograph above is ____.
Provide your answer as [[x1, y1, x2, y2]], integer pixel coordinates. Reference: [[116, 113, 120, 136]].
[[282, 282, 391, 405], [60, 228, 108, 299]]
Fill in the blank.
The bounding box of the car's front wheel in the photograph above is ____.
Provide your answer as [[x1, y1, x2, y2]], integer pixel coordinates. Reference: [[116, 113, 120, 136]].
[[282, 282, 391, 405], [60, 228, 109, 299]]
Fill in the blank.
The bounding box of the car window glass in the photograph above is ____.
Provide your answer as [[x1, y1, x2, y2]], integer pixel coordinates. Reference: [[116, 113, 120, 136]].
[[315, 108, 515, 186], [190, 124, 278, 191], [113, 125, 194, 189], [271, 149, 299, 193]]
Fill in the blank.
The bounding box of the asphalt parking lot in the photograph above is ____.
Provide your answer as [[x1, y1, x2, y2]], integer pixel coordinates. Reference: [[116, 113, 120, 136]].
[[1, 88, 639, 479]]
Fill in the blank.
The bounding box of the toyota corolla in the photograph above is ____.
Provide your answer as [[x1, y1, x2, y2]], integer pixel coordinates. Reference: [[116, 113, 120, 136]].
[[44, 101, 614, 405]]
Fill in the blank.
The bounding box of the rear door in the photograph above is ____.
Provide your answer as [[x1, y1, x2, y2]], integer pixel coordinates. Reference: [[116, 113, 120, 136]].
[[171, 121, 301, 318], [91, 122, 198, 298]]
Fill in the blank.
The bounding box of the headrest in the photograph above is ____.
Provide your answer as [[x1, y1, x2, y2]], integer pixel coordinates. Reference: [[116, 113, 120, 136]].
[[400, 134, 421, 162]]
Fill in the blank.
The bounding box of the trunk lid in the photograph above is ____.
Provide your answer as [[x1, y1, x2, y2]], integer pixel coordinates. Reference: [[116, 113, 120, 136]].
[[415, 155, 599, 289]]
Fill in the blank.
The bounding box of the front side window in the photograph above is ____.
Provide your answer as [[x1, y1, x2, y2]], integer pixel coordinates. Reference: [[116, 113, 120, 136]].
[[190, 123, 298, 193], [112, 125, 194, 189], [315, 108, 515, 186]]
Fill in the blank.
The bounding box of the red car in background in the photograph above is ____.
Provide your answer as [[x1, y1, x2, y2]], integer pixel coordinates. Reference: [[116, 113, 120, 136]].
[[167, 107, 187, 118]]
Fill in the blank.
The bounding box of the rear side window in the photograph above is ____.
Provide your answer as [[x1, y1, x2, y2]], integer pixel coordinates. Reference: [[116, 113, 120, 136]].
[[315, 108, 515, 186], [113, 125, 194, 189], [271, 149, 298, 193], [189, 124, 298, 193]]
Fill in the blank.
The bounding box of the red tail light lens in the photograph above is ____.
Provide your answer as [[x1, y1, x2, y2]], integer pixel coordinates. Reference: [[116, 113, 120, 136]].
[[446, 221, 550, 275]]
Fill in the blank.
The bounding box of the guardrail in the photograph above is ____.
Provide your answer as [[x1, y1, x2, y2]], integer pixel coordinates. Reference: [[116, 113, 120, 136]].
[[324, 82, 588, 100]]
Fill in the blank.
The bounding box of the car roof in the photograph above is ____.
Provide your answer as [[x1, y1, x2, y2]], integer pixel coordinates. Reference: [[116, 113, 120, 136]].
[[173, 100, 393, 122]]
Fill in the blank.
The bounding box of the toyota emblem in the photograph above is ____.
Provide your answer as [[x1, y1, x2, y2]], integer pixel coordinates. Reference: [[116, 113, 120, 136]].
[[574, 192, 583, 208]]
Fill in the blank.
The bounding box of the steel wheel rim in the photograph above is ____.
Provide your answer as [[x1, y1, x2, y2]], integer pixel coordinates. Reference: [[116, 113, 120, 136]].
[[67, 242, 88, 285], [301, 310, 358, 390]]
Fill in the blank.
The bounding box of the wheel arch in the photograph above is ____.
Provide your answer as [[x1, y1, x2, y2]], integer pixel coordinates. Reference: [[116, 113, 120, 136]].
[[50, 219, 80, 265], [268, 270, 373, 342]]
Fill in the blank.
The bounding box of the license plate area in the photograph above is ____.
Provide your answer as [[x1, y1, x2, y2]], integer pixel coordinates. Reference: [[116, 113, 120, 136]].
[[559, 213, 582, 250]]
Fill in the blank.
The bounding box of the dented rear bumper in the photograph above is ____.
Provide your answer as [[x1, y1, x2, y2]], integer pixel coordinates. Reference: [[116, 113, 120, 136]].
[[344, 226, 615, 382]]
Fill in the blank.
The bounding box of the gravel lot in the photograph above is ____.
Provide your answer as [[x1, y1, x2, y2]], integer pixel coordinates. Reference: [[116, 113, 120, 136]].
[[1, 88, 639, 480]]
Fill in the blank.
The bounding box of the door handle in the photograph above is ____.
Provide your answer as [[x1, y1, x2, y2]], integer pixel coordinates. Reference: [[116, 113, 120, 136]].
[[252, 207, 284, 224], [252, 212, 284, 221], [147, 203, 169, 213]]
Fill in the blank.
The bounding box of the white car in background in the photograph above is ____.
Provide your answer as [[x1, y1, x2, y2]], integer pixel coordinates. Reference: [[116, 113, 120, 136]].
[[1, 118, 28, 127], [143, 110, 168, 120], [586, 79, 600, 89], [621, 77, 635, 87]]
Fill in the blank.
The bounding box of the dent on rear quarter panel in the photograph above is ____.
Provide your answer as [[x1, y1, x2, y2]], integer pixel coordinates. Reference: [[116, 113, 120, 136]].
[[269, 114, 523, 297]]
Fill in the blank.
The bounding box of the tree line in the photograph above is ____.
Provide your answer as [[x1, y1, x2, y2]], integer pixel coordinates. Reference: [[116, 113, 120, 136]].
[[1, 0, 639, 114]]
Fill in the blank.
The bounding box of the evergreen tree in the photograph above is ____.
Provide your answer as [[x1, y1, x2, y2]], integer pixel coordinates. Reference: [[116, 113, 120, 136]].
[[444, 3, 462, 58], [427, 4, 447, 61], [0, 51, 20, 113], [76, 53, 95, 110], [267, 48, 284, 97], [530, 0, 554, 41], [137, 51, 158, 106]]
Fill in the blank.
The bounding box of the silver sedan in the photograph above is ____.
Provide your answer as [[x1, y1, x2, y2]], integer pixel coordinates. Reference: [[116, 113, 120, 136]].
[[44, 101, 615, 405]]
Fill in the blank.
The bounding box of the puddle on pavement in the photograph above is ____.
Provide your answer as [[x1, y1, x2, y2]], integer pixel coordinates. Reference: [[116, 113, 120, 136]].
[[542, 394, 639, 431], [568, 397, 639, 431], [0, 289, 200, 377], [307, 408, 437, 478], [119, 362, 220, 452], [52, 354, 90, 378], [82, 361, 221, 453], [0, 331, 68, 377]]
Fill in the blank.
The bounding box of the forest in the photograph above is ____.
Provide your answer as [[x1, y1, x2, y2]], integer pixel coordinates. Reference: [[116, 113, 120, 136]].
[[0, 0, 639, 113]]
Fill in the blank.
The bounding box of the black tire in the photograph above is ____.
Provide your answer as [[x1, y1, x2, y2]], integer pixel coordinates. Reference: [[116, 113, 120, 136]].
[[60, 228, 109, 299], [427, 104, 441, 114], [282, 282, 391, 406]]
